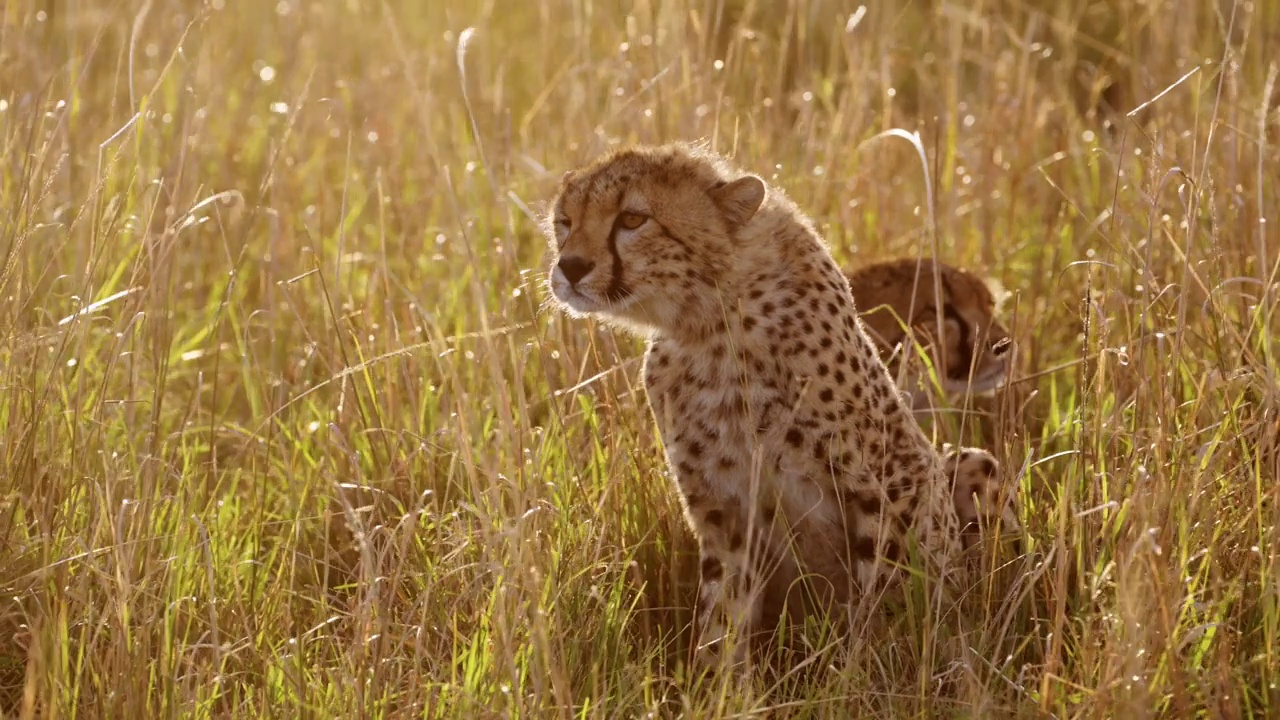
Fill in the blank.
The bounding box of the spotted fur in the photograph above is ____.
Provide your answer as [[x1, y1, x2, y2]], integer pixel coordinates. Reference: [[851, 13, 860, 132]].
[[543, 143, 966, 668], [941, 444, 1021, 554]]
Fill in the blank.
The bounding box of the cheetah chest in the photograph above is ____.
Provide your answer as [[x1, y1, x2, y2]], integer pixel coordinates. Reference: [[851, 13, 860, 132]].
[[641, 337, 877, 535]]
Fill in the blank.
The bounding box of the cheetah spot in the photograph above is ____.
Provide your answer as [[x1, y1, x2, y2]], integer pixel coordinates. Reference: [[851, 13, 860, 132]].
[[852, 537, 876, 560], [884, 541, 902, 563], [855, 494, 880, 514]]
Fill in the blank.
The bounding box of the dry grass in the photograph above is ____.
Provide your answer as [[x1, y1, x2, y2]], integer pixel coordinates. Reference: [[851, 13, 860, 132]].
[[2, 0, 1279, 716]]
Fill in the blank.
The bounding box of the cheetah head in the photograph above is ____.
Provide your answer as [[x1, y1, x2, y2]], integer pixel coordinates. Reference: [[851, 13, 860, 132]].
[[542, 144, 766, 334], [847, 258, 1014, 397]]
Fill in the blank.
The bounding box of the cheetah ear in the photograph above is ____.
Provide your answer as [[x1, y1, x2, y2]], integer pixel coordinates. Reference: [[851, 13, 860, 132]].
[[709, 175, 766, 227]]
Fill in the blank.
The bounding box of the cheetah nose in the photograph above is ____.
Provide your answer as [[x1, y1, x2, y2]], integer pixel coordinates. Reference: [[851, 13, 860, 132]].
[[557, 256, 596, 285]]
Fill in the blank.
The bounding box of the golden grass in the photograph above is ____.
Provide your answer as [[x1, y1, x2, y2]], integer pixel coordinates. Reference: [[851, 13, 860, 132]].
[[1, 0, 1278, 716]]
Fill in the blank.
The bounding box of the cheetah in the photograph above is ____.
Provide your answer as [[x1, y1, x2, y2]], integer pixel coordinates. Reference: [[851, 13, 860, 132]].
[[849, 260, 1024, 559], [844, 257, 1014, 412], [543, 142, 975, 666]]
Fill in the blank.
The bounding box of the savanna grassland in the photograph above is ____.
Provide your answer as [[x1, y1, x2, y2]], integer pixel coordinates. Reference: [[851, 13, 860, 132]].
[[2, 0, 1279, 717]]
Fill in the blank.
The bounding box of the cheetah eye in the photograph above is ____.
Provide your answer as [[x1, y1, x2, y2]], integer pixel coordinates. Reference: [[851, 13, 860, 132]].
[[554, 216, 571, 231], [617, 212, 648, 230]]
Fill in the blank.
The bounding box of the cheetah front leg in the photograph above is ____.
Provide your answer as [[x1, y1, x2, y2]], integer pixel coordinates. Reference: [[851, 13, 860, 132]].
[[687, 503, 773, 671], [941, 444, 1021, 552]]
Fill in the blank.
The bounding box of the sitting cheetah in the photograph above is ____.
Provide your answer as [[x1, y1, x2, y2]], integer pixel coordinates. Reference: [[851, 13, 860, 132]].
[[844, 257, 1014, 412], [543, 142, 980, 666]]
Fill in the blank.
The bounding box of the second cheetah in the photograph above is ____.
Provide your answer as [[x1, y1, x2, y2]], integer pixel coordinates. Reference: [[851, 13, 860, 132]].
[[845, 257, 1014, 411], [544, 143, 976, 666]]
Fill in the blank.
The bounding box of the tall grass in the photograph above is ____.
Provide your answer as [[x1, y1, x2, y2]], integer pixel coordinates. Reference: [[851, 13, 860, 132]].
[[1, 0, 1277, 716]]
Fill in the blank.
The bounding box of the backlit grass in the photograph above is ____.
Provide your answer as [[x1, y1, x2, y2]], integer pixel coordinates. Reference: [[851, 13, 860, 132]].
[[2, 0, 1278, 716]]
